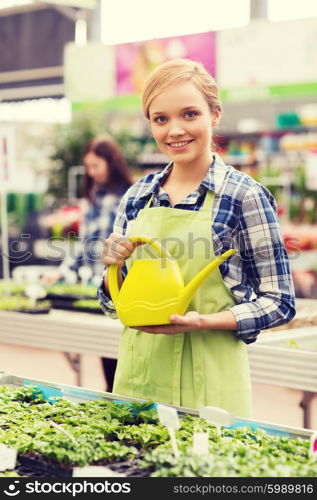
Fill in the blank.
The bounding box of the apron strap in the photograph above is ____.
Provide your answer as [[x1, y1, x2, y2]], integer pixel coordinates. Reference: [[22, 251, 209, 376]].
[[199, 189, 214, 214], [144, 194, 154, 209]]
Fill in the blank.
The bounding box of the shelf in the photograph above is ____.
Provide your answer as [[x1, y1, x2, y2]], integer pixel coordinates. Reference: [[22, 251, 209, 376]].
[[33, 239, 81, 260], [248, 326, 317, 393], [217, 126, 317, 138], [0, 309, 122, 358]]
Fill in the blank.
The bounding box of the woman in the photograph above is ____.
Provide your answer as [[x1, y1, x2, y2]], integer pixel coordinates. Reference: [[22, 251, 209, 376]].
[[98, 59, 295, 416], [43, 135, 132, 391]]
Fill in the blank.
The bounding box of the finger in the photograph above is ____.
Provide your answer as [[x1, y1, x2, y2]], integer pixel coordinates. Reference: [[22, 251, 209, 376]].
[[112, 242, 133, 259], [103, 236, 134, 261], [106, 233, 129, 247], [185, 311, 201, 323], [170, 311, 201, 325], [102, 256, 123, 266], [117, 238, 135, 253], [107, 235, 133, 254], [170, 315, 187, 324]]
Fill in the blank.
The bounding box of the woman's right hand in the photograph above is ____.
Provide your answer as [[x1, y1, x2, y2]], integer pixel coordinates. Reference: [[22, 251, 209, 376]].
[[101, 233, 138, 267]]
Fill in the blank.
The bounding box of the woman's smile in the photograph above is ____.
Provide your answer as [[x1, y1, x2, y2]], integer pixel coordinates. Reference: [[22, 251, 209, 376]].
[[167, 139, 195, 152]]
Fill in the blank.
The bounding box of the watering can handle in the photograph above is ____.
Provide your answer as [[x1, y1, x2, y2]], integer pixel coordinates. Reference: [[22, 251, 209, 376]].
[[107, 236, 169, 305], [128, 236, 169, 258]]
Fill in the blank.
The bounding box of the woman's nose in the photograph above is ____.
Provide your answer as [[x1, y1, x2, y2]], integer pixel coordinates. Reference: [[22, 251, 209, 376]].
[[168, 120, 186, 137]]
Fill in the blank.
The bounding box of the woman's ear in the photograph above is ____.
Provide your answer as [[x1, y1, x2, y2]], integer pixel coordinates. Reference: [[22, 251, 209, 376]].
[[212, 108, 221, 127]]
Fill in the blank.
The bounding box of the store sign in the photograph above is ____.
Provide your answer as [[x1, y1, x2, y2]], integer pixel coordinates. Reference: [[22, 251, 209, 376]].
[[221, 81, 317, 103], [115, 32, 216, 96], [221, 86, 270, 102], [218, 17, 317, 96]]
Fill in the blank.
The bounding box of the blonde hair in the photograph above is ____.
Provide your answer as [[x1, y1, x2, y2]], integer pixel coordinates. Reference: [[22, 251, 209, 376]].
[[141, 58, 221, 119]]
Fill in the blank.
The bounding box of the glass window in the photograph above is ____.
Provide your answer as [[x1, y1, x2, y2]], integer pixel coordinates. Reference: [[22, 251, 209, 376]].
[[101, 0, 250, 44]]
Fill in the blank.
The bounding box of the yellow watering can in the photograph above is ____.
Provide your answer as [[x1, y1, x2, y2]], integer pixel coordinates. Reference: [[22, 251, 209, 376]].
[[108, 236, 236, 327]]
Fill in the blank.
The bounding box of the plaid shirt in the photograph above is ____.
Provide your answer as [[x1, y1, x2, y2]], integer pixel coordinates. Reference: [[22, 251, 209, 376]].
[[97, 153, 295, 344], [60, 187, 121, 279]]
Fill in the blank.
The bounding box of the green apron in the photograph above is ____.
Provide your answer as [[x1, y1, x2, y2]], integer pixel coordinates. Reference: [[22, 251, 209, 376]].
[[113, 190, 251, 417]]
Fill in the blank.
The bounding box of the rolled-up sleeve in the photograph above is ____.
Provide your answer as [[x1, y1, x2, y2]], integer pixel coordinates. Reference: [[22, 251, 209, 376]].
[[97, 265, 127, 318], [229, 185, 296, 344], [97, 270, 118, 318]]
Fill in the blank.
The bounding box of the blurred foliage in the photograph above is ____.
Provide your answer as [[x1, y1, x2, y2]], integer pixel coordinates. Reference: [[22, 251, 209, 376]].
[[259, 164, 282, 199], [260, 161, 317, 224], [46, 108, 145, 206], [292, 163, 317, 223], [47, 114, 98, 205]]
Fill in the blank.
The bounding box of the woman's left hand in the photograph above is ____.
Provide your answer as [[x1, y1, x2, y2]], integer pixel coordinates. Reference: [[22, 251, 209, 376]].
[[137, 311, 202, 335]]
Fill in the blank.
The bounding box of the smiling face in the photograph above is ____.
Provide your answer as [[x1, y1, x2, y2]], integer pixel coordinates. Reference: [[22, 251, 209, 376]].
[[149, 81, 220, 171], [83, 152, 109, 185]]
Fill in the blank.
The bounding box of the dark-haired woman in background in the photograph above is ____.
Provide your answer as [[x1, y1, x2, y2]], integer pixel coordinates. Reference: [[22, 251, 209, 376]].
[[42, 135, 133, 391]]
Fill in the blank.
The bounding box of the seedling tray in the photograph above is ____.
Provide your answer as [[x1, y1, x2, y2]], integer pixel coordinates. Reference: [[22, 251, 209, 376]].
[[47, 298, 102, 314], [101, 459, 149, 477], [46, 293, 95, 301], [0, 371, 315, 479], [9, 308, 51, 315], [16, 464, 50, 478], [18, 454, 73, 477], [17, 455, 148, 478], [0, 371, 313, 440], [71, 307, 103, 315]]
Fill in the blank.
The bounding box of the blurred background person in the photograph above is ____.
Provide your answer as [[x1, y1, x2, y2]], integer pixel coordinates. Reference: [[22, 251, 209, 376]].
[[42, 135, 133, 391]]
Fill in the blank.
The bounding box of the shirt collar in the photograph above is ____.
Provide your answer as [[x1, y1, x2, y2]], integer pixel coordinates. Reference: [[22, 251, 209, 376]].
[[138, 162, 173, 199], [201, 153, 230, 195], [138, 153, 230, 199]]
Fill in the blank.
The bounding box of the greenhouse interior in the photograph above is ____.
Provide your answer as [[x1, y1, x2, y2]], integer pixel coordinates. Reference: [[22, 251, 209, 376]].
[[0, 0, 317, 481]]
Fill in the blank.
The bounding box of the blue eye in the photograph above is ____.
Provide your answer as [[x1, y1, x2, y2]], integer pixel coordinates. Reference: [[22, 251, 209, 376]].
[[154, 116, 167, 123], [185, 111, 197, 118]]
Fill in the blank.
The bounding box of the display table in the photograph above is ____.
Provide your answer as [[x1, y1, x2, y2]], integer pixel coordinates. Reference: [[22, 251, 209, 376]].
[[259, 299, 317, 427], [248, 326, 317, 428], [0, 309, 123, 385], [0, 371, 313, 440], [1, 302, 317, 427], [266, 298, 317, 332]]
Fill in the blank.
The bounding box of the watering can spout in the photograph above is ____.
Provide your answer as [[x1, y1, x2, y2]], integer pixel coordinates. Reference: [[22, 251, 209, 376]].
[[177, 249, 237, 313]]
